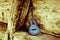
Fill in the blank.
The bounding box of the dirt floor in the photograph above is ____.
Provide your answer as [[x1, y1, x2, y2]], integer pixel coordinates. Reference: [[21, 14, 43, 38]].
[[13, 32, 60, 40]]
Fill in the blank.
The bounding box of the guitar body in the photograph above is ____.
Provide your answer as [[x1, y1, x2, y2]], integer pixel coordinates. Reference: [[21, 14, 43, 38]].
[[28, 19, 40, 35]]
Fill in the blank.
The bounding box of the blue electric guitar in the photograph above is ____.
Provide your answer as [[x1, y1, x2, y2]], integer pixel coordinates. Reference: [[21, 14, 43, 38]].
[[28, 2, 40, 35]]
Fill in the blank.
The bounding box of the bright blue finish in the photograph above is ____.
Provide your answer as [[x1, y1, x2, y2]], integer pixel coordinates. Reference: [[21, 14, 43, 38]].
[[28, 19, 40, 35]]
